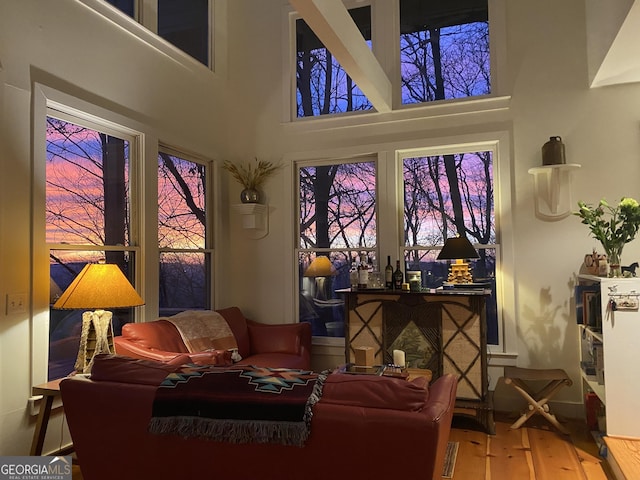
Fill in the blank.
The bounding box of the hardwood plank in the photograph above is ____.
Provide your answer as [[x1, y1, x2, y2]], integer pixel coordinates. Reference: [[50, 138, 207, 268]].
[[448, 425, 488, 479], [604, 436, 640, 480], [528, 427, 588, 480], [487, 420, 535, 479]]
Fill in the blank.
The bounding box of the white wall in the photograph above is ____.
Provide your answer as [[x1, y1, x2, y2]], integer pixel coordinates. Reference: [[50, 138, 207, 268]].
[[3, 0, 640, 455]]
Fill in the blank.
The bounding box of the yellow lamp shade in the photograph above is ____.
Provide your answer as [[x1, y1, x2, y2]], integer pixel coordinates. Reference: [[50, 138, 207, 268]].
[[53, 262, 144, 310]]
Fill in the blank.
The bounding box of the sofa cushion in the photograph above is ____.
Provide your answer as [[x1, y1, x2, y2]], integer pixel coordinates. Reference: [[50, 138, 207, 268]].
[[89, 354, 186, 385], [216, 307, 251, 357], [320, 374, 427, 411], [121, 320, 190, 353]]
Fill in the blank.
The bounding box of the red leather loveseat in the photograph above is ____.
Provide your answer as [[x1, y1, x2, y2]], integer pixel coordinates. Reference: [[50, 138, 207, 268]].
[[60, 355, 458, 480], [114, 307, 311, 370]]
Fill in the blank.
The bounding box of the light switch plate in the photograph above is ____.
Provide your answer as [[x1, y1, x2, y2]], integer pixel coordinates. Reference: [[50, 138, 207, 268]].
[[6, 293, 27, 314]]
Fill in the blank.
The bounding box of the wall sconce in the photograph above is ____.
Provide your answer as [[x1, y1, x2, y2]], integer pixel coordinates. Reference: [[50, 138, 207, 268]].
[[437, 235, 479, 284], [529, 136, 581, 220], [53, 260, 145, 373], [232, 203, 269, 239]]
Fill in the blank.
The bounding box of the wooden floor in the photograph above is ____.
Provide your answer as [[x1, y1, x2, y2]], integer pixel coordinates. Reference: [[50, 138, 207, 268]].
[[71, 412, 614, 480], [449, 411, 614, 480]]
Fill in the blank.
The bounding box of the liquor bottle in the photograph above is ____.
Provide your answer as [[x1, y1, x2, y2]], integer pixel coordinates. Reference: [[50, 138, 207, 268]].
[[349, 261, 358, 289], [358, 260, 369, 289], [385, 256, 393, 289], [393, 260, 403, 290]]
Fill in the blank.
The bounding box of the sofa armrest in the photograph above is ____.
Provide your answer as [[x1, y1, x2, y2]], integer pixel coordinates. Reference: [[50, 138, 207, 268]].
[[114, 337, 231, 365], [247, 321, 312, 359]]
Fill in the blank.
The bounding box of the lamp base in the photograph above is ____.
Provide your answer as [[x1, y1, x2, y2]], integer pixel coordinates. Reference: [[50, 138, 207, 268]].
[[74, 309, 114, 374], [447, 262, 474, 284]]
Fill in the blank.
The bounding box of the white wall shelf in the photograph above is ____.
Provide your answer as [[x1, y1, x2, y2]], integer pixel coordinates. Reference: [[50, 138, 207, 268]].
[[232, 203, 268, 239], [528, 163, 581, 220]]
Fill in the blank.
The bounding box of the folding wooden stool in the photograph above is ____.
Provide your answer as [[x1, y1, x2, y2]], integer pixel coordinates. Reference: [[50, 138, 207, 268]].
[[503, 366, 572, 434]]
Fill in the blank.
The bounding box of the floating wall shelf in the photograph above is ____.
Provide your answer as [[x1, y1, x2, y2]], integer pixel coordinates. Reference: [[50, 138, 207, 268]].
[[232, 203, 268, 239], [528, 163, 581, 220]]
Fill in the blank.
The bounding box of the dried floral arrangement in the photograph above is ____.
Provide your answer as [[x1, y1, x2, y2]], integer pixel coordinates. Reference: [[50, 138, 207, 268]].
[[222, 158, 280, 190]]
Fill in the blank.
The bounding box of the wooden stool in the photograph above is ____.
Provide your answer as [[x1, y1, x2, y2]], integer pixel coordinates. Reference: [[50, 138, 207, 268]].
[[503, 367, 572, 434]]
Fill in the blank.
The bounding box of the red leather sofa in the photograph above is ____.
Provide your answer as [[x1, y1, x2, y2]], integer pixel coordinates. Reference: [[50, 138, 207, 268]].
[[60, 355, 458, 480], [114, 306, 312, 370]]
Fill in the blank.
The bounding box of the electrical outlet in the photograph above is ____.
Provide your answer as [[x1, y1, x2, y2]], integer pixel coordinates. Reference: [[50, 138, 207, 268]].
[[7, 293, 27, 314]]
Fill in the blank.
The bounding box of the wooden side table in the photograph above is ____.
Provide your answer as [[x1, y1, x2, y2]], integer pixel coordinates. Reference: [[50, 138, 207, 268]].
[[405, 368, 433, 383], [30, 378, 67, 456]]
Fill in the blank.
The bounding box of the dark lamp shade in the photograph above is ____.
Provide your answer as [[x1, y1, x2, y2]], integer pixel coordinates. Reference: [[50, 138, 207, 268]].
[[437, 236, 479, 261], [303, 256, 337, 277], [53, 263, 145, 310]]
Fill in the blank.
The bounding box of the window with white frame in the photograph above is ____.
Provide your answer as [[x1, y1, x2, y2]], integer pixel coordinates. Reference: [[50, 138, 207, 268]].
[[400, 0, 490, 104], [103, 0, 211, 67], [43, 105, 215, 380], [46, 111, 140, 379], [295, 6, 373, 117], [158, 147, 212, 316], [297, 159, 377, 337], [400, 145, 499, 345], [292, 0, 490, 117], [295, 140, 508, 350]]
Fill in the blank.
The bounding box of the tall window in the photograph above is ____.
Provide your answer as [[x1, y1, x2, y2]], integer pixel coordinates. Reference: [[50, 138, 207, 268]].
[[401, 148, 499, 344], [158, 148, 211, 315], [46, 113, 138, 379], [296, 6, 373, 117], [297, 160, 377, 337], [400, 0, 490, 104]]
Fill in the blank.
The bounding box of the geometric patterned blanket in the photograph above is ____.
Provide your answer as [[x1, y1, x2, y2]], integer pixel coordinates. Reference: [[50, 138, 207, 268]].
[[148, 364, 326, 446]]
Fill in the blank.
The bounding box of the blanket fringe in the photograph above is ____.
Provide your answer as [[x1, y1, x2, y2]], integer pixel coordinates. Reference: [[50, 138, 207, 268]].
[[149, 417, 310, 446]]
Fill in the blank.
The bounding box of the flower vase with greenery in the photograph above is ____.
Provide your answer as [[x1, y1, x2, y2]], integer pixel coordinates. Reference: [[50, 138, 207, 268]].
[[222, 158, 280, 204], [575, 197, 640, 277]]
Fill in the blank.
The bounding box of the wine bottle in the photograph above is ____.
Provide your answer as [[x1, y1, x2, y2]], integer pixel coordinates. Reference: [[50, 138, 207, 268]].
[[358, 255, 369, 289], [393, 260, 403, 290], [385, 256, 393, 289]]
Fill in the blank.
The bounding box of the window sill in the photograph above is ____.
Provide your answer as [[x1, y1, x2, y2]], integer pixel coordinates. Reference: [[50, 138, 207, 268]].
[[285, 95, 511, 130], [312, 336, 346, 348]]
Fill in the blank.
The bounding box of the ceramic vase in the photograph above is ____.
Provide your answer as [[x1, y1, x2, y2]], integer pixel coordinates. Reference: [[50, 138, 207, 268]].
[[240, 188, 260, 204]]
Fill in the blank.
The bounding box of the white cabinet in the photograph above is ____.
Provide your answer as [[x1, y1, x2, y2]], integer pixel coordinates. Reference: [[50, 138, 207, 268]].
[[578, 275, 640, 438]]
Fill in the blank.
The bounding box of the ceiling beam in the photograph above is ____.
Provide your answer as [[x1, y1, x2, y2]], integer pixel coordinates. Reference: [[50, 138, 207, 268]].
[[289, 0, 392, 113]]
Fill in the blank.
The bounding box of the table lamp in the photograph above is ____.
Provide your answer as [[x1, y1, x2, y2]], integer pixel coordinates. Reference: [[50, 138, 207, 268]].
[[53, 260, 145, 374], [303, 256, 337, 300], [437, 235, 479, 284]]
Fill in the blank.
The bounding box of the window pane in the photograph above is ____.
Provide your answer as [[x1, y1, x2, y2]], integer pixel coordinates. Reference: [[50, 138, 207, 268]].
[[402, 150, 497, 344], [158, 153, 206, 249], [297, 159, 377, 337], [299, 251, 352, 337], [46, 116, 130, 246], [105, 0, 135, 17], [299, 162, 377, 249], [49, 251, 136, 379], [400, 0, 490, 104], [296, 6, 372, 117], [403, 151, 494, 246], [158, 0, 209, 66], [159, 252, 209, 316]]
